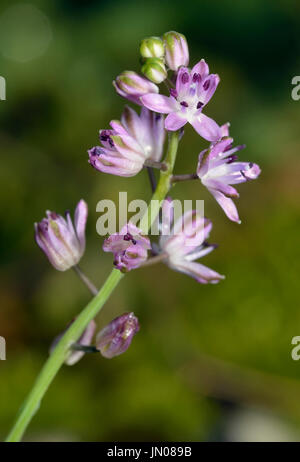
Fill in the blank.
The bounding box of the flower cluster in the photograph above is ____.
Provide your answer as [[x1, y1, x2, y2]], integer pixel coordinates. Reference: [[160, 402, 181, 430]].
[[34, 31, 261, 362]]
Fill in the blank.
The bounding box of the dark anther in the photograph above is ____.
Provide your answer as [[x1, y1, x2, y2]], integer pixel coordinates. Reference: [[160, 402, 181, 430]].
[[196, 101, 203, 109], [192, 73, 201, 82], [203, 80, 210, 91], [180, 101, 189, 107], [181, 72, 189, 84], [170, 88, 178, 98]]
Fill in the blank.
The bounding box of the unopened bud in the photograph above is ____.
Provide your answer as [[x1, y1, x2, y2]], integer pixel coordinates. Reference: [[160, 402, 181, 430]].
[[96, 312, 139, 359], [163, 31, 189, 71], [140, 36, 164, 59], [141, 58, 167, 84], [113, 71, 158, 105]]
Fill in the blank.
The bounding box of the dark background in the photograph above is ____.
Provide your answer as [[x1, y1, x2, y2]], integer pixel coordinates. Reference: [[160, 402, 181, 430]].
[[0, 0, 300, 441]]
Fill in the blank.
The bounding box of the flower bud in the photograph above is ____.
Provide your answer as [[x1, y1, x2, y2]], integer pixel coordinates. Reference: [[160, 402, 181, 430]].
[[113, 71, 158, 105], [140, 36, 164, 59], [34, 199, 88, 271], [141, 58, 167, 84], [96, 312, 139, 359], [163, 31, 189, 71]]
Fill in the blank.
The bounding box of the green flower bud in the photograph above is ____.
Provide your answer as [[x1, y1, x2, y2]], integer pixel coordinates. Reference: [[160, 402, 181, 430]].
[[141, 58, 167, 84], [140, 36, 165, 59]]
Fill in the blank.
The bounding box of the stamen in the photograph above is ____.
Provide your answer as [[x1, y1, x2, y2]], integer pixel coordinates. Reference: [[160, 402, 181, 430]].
[[180, 101, 189, 107], [181, 72, 189, 84], [203, 80, 210, 91], [170, 88, 178, 98], [192, 73, 201, 82], [226, 155, 238, 163], [196, 101, 203, 109]]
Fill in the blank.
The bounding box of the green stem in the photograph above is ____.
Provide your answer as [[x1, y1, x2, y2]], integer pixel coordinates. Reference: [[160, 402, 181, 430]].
[[5, 131, 180, 442]]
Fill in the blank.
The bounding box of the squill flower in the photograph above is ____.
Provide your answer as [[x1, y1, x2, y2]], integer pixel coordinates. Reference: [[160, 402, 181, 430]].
[[113, 71, 158, 105], [163, 31, 189, 71], [34, 199, 88, 271], [50, 319, 96, 366], [96, 312, 139, 359], [141, 59, 221, 141], [88, 106, 165, 177], [159, 200, 224, 284], [197, 132, 261, 223], [103, 222, 151, 272]]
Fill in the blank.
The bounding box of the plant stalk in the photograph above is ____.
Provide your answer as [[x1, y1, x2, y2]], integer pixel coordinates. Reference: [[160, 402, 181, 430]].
[[5, 131, 180, 442]]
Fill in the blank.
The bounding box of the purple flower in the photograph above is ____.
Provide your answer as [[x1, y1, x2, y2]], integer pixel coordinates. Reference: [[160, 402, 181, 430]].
[[141, 59, 221, 142], [113, 71, 159, 105], [103, 222, 151, 272], [88, 106, 165, 177], [50, 319, 96, 366], [163, 31, 189, 71], [159, 200, 224, 284], [96, 312, 139, 359], [197, 130, 261, 223], [34, 199, 88, 271]]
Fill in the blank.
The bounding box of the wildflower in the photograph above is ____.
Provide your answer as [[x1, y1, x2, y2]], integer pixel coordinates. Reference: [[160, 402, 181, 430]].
[[159, 201, 224, 283], [103, 222, 151, 272], [50, 320, 96, 366], [88, 106, 165, 177], [96, 312, 139, 359], [113, 71, 158, 105], [34, 199, 88, 271], [163, 31, 189, 71], [197, 134, 261, 223], [141, 59, 221, 141]]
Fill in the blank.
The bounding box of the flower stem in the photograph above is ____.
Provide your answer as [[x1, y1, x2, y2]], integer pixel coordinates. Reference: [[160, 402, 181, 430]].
[[146, 167, 157, 193], [73, 265, 98, 296], [139, 253, 167, 267], [5, 268, 123, 442], [171, 173, 198, 183], [5, 131, 180, 442]]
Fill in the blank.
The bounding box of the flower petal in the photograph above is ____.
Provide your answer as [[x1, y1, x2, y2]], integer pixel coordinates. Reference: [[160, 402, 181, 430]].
[[191, 113, 221, 142], [191, 59, 209, 80], [141, 93, 177, 114], [74, 199, 88, 252], [165, 112, 187, 131], [168, 259, 224, 284], [209, 188, 241, 223]]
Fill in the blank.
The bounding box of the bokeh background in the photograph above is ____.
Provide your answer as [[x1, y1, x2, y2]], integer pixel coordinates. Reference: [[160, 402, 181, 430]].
[[0, 0, 300, 442]]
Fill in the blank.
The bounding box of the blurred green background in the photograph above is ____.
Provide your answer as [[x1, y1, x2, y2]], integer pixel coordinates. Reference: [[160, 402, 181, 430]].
[[0, 0, 300, 442]]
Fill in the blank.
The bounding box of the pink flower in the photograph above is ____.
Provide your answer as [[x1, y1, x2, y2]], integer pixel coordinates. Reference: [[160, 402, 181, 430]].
[[88, 106, 165, 177], [141, 59, 221, 141], [96, 312, 139, 359], [159, 200, 224, 284], [197, 127, 261, 223], [34, 199, 88, 271], [103, 223, 151, 272]]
